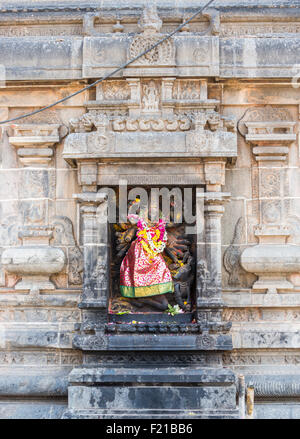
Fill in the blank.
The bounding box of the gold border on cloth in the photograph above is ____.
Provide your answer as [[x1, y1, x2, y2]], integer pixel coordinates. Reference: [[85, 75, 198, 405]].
[[120, 281, 174, 298]]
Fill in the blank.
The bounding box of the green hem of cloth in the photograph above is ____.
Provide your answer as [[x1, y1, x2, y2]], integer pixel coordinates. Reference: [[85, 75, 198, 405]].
[[120, 281, 174, 298]]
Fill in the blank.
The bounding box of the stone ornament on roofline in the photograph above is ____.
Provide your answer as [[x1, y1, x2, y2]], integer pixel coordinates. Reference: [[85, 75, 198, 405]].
[[128, 4, 175, 67]]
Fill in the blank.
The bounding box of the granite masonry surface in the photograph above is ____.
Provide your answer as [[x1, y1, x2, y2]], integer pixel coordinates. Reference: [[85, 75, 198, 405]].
[[0, 0, 300, 419]]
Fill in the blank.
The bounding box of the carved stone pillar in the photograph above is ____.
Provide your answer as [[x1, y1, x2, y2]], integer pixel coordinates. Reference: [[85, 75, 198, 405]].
[[127, 78, 141, 117], [1, 124, 66, 291], [73, 192, 109, 320], [197, 189, 230, 323], [240, 115, 300, 292]]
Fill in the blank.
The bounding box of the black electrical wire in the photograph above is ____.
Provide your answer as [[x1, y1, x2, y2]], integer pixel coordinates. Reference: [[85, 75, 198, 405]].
[[0, 0, 216, 125]]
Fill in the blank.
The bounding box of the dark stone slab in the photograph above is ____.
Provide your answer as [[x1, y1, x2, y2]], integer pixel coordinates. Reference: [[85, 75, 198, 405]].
[[0, 369, 69, 397], [73, 333, 233, 351], [68, 366, 236, 385], [68, 385, 237, 410], [103, 321, 231, 334]]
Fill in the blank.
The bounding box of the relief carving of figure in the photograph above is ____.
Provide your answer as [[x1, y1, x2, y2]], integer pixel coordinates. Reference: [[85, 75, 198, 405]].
[[52, 216, 83, 285], [173, 254, 194, 312], [223, 217, 257, 288], [197, 258, 210, 293], [142, 81, 159, 112]]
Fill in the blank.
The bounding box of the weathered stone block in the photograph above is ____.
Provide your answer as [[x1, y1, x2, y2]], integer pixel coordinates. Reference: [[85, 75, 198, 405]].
[[220, 37, 300, 78], [0, 37, 83, 80]]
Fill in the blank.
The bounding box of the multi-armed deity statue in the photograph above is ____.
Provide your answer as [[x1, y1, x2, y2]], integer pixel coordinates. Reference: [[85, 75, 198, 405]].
[[112, 197, 195, 314]]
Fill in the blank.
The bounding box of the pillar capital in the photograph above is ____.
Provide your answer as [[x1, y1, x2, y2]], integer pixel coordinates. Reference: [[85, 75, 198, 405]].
[[201, 191, 231, 213], [203, 159, 226, 192], [73, 192, 108, 207]]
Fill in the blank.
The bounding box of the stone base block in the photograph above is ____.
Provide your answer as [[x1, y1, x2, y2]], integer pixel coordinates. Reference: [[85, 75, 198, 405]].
[[252, 278, 294, 292], [62, 367, 240, 419], [0, 399, 67, 420], [15, 276, 56, 290]]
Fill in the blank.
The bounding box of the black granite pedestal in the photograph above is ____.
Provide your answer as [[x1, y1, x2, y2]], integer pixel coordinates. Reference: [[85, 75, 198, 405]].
[[64, 365, 238, 419], [63, 324, 241, 419]]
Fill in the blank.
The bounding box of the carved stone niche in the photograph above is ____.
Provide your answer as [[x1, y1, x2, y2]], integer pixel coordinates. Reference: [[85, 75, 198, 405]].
[[62, 79, 240, 418], [239, 107, 300, 293]]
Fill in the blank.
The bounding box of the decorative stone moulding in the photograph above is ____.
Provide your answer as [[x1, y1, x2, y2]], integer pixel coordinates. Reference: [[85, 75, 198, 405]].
[[126, 5, 176, 76], [1, 226, 66, 290], [245, 121, 296, 146], [9, 124, 61, 166], [240, 114, 300, 292], [63, 81, 237, 164], [245, 121, 296, 163], [2, 123, 67, 291]]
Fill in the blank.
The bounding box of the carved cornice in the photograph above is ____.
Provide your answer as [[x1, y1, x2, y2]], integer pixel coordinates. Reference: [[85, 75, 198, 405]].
[[63, 82, 237, 164], [9, 124, 60, 145], [112, 115, 191, 132], [0, 1, 297, 16]]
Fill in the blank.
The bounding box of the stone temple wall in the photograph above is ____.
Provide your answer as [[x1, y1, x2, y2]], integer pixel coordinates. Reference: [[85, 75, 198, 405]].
[[0, 0, 300, 418]]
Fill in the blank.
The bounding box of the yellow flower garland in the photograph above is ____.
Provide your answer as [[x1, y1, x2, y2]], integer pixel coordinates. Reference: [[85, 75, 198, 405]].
[[137, 229, 164, 261]]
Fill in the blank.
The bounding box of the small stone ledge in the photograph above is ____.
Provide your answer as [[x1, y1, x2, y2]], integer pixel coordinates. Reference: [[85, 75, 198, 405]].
[[223, 291, 300, 308], [68, 366, 236, 385], [62, 408, 240, 419], [0, 400, 67, 420], [0, 292, 81, 307], [0, 368, 70, 397], [73, 333, 233, 351]]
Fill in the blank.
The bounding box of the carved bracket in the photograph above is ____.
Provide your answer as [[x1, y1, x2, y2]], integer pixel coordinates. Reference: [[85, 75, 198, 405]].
[[8, 123, 64, 166]]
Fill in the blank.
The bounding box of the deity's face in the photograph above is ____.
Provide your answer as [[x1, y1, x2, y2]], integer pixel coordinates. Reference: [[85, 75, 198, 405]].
[[138, 199, 160, 224], [128, 196, 164, 225]]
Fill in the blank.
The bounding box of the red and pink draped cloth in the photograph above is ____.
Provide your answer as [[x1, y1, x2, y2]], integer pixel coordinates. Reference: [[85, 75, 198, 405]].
[[120, 216, 174, 298]]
